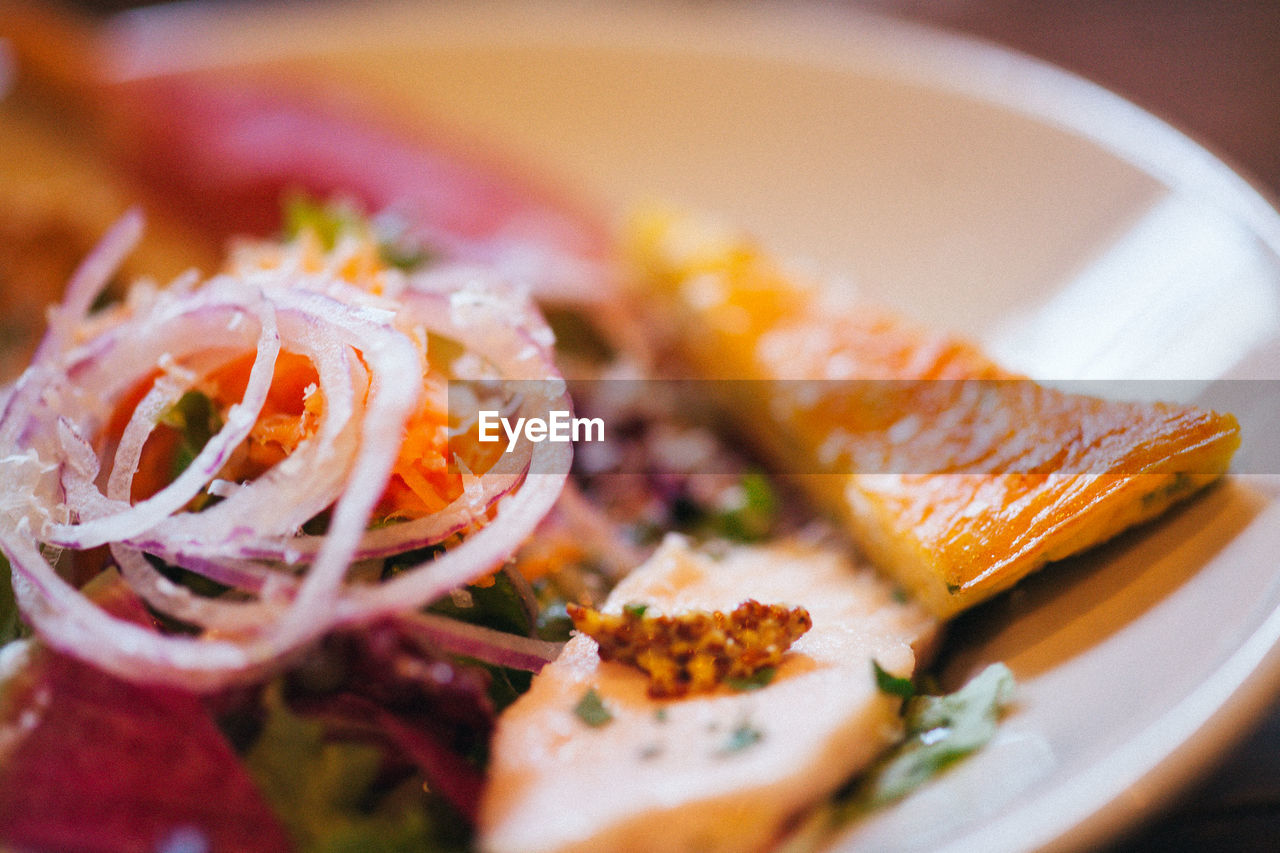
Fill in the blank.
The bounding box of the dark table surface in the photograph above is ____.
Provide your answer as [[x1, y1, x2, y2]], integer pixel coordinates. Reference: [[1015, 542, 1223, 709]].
[[51, 0, 1280, 849]]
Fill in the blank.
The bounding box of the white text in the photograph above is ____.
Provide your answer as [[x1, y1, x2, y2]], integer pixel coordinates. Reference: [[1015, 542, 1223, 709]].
[[477, 410, 604, 452]]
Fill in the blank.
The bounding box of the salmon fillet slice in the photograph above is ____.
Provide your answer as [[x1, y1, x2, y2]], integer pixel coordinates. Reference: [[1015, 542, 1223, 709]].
[[627, 209, 1241, 616], [478, 537, 937, 853]]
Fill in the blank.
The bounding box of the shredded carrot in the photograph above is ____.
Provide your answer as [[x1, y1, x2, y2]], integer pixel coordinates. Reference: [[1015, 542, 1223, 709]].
[[230, 225, 393, 295], [370, 370, 461, 519], [117, 346, 471, 524], [110, 227, 473, 523]]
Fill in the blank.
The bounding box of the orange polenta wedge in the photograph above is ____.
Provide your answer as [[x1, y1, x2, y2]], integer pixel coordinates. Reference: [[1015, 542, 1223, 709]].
[[628, 209, 1241, 617]]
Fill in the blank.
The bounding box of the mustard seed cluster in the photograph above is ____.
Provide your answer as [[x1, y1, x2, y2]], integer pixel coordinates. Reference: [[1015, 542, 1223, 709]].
[[567, 599, 812, 698]]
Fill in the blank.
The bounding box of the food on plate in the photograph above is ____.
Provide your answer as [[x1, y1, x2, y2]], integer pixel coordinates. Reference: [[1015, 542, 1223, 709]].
[[0, 206, 570, 690], [0, 203, 580, 848], [0, 196, 1004, 853], [0, 167, 1239, 853], [0, 572, 295, 852], [627, 208, 1241, 616], [0, 9, 1245, 850], [479, 536, 937, 853], [567, 596, 812, 698]]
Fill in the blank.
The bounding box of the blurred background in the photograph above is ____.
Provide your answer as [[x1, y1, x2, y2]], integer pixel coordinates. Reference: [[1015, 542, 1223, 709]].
[[60, 0, 1280, 199]]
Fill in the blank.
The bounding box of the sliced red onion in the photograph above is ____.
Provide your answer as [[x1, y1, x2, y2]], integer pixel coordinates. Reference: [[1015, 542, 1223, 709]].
[[4, 530, 276, 690], [0, 211, 144, 455], [111, 543, 290, 636], [270, 294, 424, 649], [395, 611, 562, 673], [33, 208, 144, 365], [119, 297, 369, 560], [0, 217, 572, 692], [47, 298, 282, 549], [148, 273, 562, 566]]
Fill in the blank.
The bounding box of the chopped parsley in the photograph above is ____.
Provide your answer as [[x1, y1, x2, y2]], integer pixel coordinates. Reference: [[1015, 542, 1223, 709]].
[[666, 472, 781, 544], [717, 721, 764, 756], [716, 472, 778, 542], [872, 660, 915, 700], [0, 553, 23, 647], [573, 688, 613, 728], [848, 663, 1016, 810], [622, 601, 650, 619], [283, 194, 435, 271], [724, 666, 776, 692], [159, 390, 222, 482]]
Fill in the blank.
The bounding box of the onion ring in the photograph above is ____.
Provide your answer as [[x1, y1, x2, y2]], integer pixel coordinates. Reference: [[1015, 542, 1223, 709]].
[[0, 214, 571, 691]]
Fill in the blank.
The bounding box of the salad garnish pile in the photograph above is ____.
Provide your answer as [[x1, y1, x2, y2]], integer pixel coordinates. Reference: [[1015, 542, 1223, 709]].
[[0, 204, 571, 691]]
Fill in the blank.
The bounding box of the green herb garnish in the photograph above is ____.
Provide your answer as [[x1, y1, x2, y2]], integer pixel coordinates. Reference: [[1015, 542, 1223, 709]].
[[378, 241, 433, 273], [872, 660, 915, 699], [713, 472, 778, 542], [159, 390, 222, 482], [622, 601, 650, 619], [717, 720, 764, 756], [667, 472, 781, 544], [848, 663, 1016, 811], [245, 685, 457, 852], [283, 194, 435, 271], [534, 600, 574, 643], [426, 570, 533, 637], [573, 688, 613, 728], [283, 194, 361, 251], [725, 666, 776, 692]]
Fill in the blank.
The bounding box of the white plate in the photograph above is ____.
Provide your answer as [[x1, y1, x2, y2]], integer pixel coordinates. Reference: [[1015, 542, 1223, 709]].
[[106, 2, 1280, 851]]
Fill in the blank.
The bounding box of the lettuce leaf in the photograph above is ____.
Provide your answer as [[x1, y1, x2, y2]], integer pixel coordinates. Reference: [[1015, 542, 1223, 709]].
[[246, 686, 468, 853], [780, 663, 1016, 852], [0, 553, 22, 648], [850, 662, 1016, 810]]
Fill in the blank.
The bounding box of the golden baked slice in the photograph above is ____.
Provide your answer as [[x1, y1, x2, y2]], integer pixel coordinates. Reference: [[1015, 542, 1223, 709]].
[[627, 208, 1241, 617]]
